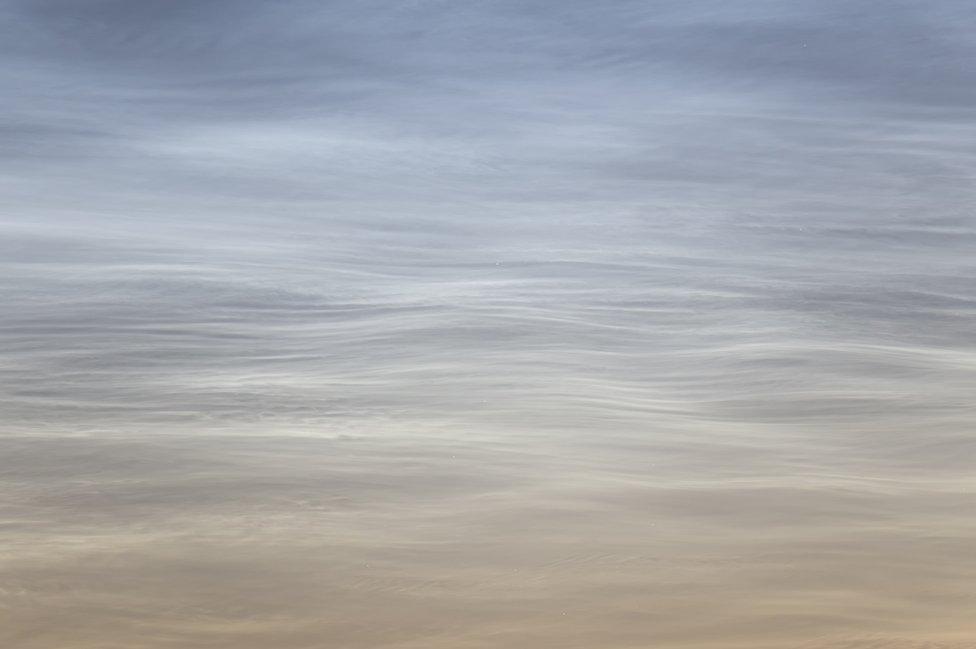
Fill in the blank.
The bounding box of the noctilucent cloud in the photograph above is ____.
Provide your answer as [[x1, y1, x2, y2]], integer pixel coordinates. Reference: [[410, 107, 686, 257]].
[[2, 2, 975, 648]]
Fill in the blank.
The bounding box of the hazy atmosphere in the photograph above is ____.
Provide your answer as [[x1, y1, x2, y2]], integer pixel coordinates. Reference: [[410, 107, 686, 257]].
[[2, 1, 975, 647]]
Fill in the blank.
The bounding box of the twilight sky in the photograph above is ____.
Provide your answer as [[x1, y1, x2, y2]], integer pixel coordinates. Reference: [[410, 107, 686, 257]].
[[2, 2, 976, 648], [5, 0, 976, 214], [3, 0, 975, 438]]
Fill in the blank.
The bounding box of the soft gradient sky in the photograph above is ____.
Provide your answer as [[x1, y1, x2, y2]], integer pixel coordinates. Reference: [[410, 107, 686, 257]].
[[3, 0, 975, 436], [2, 2, 975, 648]]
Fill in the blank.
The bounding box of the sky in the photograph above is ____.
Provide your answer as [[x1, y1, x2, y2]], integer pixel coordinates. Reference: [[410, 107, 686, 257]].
[[5, 0, 976, 215], [2, 0, 975, 437], [1, 2, 976, 648]]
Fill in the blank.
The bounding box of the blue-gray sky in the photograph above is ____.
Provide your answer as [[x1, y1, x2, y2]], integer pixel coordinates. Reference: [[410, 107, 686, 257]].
[[2, 0, 974, 437], [5, 0, 976, 212]]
